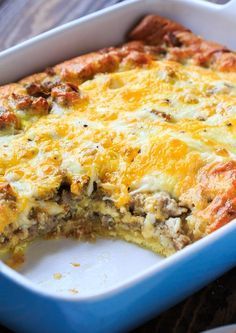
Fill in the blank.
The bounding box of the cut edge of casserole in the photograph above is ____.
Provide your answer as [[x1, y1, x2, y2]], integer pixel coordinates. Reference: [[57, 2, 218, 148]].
[[1, 14, 236, 261]]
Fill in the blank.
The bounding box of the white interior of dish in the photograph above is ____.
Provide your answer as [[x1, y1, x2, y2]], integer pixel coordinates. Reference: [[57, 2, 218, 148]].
[[1, 0, 236, 296], [19, 239, 161, 296]]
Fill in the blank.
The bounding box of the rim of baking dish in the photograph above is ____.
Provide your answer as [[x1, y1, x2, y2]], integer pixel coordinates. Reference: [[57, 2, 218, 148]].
[[0, 0, 236, 301], [0, 0, 229, 60]]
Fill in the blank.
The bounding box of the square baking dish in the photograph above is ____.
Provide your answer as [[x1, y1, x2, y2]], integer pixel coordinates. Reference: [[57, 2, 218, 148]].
[[0, 0, 236, 332]]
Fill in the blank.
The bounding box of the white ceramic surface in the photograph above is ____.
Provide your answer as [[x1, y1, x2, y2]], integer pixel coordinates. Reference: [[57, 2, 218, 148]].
[[20, 239, 161, 296]]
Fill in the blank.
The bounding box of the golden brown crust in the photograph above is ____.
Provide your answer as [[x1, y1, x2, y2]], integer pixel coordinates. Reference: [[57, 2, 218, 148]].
[[129, 14, 236, 71], [20, 72, 50, 85], [129, 14, 189, 45], [55, 41, 153, 84], [0, 83, 25, 107], [0, 84, 26, 131], [0, 110, 19, 129], [197, 161, 236, 232], [2, 14, 236, 108], [214, 52, 236, 72]]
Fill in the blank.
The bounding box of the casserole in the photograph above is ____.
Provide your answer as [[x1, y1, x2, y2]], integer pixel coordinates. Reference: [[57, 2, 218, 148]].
[[4, 12, 236, 257], [2, 2, 235, 331]]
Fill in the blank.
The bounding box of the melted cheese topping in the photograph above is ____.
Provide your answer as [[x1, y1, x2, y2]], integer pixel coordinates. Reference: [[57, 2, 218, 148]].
[[1, 60, 236, 231]]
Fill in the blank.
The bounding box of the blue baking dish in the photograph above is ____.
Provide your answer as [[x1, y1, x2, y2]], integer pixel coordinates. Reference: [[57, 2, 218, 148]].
[[0, 0, 236, 332]]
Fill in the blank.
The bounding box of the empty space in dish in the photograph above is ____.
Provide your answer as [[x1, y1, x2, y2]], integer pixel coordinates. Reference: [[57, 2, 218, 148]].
[[18, 239, 161, 296]]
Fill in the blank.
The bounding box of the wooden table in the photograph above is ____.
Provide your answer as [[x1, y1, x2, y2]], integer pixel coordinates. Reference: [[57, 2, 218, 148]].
[[0, 1, 235, 332]]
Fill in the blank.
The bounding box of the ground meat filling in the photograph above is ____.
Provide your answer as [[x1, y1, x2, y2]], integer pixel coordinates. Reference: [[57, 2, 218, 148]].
[[0, 184, 191, 252], [130, 192, 191, 249]]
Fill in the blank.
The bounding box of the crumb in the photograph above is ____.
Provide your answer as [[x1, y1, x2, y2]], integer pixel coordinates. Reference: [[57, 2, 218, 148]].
[[69, 288, 79, 294], [71, 262, 80, 267], [53, 273, 62, 280]]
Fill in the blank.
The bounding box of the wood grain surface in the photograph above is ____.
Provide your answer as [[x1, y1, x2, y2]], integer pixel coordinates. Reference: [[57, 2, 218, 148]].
[[0, 0, 235, 332]]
